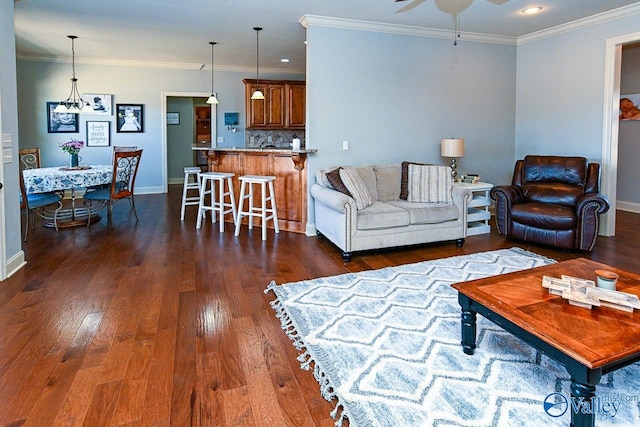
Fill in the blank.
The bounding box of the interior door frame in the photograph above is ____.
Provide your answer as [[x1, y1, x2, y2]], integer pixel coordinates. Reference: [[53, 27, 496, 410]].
[[601, 31, 640, 236], [161, 91, 216, 193]]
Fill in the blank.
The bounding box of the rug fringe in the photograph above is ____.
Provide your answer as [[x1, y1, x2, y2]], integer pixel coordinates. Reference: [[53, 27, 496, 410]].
[[509, 247, 558, 264], [266, 280, 347, 426]]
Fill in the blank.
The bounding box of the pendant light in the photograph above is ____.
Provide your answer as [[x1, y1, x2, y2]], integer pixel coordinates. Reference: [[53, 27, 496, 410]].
[[251, 27, 265, 100], [206, 41, 219, 104], [54, 35, 93, 114]]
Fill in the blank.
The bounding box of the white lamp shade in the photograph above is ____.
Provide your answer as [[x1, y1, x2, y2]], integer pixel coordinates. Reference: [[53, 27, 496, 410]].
[[441, 138, 465, 157], [206, 94, 219, 104], [251, 89, 265, 100]]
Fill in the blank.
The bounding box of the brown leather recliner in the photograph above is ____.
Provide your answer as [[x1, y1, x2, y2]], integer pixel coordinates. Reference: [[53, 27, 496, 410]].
[[490, 155, 609, 251]]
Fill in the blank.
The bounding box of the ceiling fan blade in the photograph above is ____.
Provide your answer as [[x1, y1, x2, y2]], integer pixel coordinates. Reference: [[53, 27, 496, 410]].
[[395, 0, 428, 13], [486, 0, 509, 4]]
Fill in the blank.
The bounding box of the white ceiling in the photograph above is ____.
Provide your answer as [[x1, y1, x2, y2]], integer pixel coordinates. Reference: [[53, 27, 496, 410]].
[[13, 0, 640, 73]]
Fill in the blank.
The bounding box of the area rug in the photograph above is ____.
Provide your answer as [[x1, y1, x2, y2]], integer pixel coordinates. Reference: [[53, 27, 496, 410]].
[[266, 248, 640, 427]]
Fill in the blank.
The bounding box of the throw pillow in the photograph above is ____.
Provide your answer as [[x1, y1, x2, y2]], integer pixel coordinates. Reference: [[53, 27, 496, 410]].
[[339, 167, 374, 210], [325, 168, 351, 196], [407, 164, 452, 203], [400, 161, 431, 200]]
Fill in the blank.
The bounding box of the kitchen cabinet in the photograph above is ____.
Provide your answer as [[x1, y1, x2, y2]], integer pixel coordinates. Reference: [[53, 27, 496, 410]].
[[286, 83, 305, 129], [243, 79, 305, 129]]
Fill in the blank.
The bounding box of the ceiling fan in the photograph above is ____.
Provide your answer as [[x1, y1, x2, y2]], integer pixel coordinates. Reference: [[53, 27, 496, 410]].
[[395, 0, 509, 14]]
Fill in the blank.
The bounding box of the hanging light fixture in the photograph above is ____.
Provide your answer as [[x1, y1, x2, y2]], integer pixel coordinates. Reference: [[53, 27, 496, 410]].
[[251, 27, 265, 100], [206, 41, 219, 104], [54, 35, 93, 114]]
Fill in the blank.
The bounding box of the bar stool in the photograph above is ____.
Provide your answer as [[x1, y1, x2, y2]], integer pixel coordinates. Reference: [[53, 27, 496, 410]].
[[196, 172, 237, 232], [234, 175, 279, 241], [180, 167, 202, 221]]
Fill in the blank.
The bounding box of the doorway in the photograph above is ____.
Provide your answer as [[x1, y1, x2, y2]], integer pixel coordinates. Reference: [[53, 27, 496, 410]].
[[161, 92, 216, 192], [601, 31, 640, 236]]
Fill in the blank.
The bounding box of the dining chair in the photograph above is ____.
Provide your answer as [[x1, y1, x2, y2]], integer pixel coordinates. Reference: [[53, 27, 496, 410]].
[[19, 148, 41, 170], [19, 169, 62, 241], [84, 149, 143, 227]]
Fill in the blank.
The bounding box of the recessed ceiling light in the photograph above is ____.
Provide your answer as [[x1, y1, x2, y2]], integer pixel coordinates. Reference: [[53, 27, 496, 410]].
[[280, 58, 290, 63], [522, 6, 543, 15]]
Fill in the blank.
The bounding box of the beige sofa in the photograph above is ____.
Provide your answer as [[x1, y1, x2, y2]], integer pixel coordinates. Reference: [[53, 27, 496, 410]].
[[311, 163, 472, 261]]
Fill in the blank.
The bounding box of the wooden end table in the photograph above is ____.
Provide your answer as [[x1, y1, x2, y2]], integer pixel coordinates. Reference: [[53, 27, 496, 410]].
[[451, 258, 640, 427]]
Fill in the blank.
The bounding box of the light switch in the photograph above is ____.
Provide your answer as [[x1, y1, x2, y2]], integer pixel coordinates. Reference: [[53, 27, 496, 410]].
[[3, 148, 12, 164], [217, 136, 224, 143], [342, 140, 349, 150]]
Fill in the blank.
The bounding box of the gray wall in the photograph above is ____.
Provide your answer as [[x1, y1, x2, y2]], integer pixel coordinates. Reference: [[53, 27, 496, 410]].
[[305, 25, 517, 227], [619, 43, 640, 208], [515, 11, 640, 213], [1, 0, 22, 267]]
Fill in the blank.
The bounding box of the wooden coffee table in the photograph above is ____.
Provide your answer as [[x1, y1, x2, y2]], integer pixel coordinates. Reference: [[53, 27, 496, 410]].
[[451, 258, 640, 427]]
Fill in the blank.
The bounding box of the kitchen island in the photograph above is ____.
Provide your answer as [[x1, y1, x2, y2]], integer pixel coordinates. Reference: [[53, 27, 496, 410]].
[[192, 145, 316, 234]]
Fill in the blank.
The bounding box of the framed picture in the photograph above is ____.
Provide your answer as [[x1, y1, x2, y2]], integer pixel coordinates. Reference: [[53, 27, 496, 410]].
[[116, 104, 144, 133], [167, 112, 180, 125], [620, 93, 640, 120], [86, 121, 111, 147], [83, 93, 113, 115], [46, 102, 79, 133]]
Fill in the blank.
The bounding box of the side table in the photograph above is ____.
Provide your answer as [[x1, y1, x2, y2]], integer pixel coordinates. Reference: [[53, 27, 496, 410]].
[[455, 181, 493, 236]]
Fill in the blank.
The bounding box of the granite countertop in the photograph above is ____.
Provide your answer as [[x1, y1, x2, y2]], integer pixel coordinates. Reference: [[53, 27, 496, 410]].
[[191, 144, 317, 154]]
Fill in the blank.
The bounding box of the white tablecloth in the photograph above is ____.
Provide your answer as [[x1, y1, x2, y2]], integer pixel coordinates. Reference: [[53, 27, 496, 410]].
[[23, 165, 112, 194]]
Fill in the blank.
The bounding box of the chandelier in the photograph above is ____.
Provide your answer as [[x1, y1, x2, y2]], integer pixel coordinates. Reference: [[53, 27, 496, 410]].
[[54, 35, 93, 114]]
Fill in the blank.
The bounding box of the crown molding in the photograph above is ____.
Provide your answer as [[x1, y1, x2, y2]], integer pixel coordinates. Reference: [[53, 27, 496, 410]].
[[15, 53, 304, 75], [517, 3, 640, 45], [299, 14, 516, 45]]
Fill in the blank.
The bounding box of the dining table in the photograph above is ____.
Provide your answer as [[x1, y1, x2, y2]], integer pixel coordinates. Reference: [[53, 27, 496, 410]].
[[22, 165, 112, 228]]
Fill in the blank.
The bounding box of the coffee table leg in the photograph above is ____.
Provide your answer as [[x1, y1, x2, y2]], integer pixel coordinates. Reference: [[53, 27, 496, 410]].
[[458, 294, 477, 355], [569, 378, 596, 427]]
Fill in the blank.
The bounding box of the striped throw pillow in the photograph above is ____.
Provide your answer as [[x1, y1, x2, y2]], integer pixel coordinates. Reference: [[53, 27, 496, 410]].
[[407, 164, 452, 203], [339, 167, 373, 210]]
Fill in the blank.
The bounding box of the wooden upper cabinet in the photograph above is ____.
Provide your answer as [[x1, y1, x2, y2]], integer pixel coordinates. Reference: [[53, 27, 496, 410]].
[[244, 79, 305, 129], [286, 83, 306, 129]]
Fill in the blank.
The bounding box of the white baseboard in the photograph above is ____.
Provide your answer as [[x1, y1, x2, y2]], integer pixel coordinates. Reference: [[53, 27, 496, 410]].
[[616, 200, 640, 214], [306, 223, 317, 237], [5, 250, 26, 279]]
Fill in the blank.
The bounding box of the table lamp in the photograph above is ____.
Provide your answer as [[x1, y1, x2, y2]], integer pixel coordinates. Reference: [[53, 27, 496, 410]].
[[441, 138, 465, 180]]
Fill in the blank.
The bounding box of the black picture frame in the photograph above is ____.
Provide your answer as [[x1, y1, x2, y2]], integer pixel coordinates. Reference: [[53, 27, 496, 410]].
[[46, 102, 79, 133], [86, 121, 111, 147], [116, 104, 144, 133]]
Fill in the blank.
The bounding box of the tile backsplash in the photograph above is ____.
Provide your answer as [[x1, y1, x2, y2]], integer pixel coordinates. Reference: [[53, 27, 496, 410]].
[[245, 129, 305, 149]]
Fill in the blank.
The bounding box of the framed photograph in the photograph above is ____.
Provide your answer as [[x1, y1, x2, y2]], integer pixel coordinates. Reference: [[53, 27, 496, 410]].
[[86, 121, 111, 147], [83, 93, 113, 115], [167, 112, 180, 125], [620, 93, 640, 120], [116, 104, 144, 133], [46, 102, 79, 133]]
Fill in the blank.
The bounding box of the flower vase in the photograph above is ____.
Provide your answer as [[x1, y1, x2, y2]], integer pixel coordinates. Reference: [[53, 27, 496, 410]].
[[70, 153, 79, 168]]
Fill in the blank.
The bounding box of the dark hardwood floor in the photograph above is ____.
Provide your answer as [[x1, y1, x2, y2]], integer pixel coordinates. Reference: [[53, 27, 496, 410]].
[[1, 185, 638, 426]]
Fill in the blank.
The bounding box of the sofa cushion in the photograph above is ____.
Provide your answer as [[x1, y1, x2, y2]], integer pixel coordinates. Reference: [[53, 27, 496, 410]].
[[511, 202, 576, 230], [400, 161, 428, 200], [388, 200, 459, 225], [340, 167, 373, 210], [317, 166, 339, 188], [354, 166, 378, 202], [374, 164, 402, 202], [407, 164, 452, 203], [325, 167, 351, 196], [356, 202, 411, 230]]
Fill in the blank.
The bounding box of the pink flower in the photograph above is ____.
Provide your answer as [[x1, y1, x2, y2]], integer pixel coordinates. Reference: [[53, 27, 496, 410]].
[[59, 139, 84, 154]]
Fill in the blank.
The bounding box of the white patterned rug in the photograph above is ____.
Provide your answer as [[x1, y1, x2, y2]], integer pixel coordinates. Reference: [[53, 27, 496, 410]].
[[266, 248, 640, 427]]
